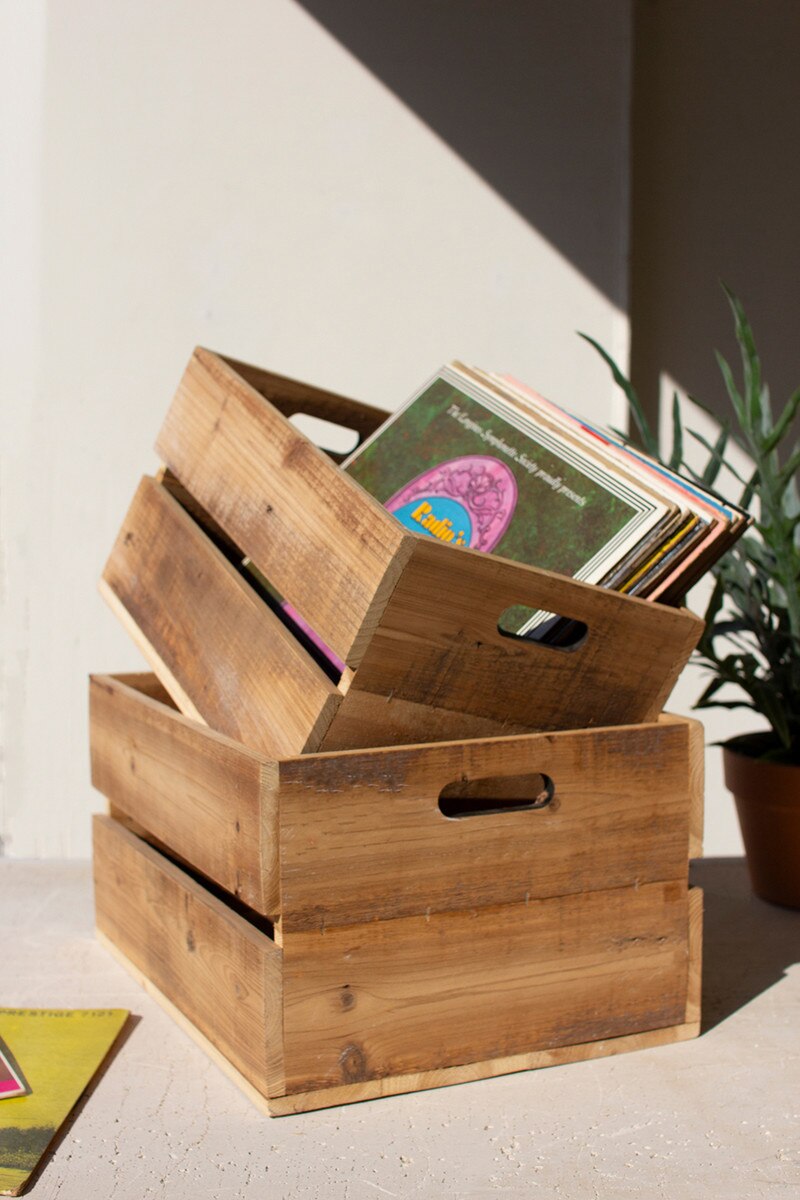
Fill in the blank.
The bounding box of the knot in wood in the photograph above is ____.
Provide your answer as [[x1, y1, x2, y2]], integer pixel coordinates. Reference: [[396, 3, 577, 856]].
[[338, 1042, 368, 1083]]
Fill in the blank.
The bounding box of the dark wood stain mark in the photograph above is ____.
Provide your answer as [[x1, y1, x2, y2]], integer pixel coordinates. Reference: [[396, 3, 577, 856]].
[[338, 1042, 368, 1083]]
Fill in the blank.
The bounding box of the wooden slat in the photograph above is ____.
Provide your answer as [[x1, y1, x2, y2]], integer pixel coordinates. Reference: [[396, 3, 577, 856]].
[[688, 717, 706, 859], [100, 475, 341, 757], [221, 354, 388, 443], [92, 815, 284, 1097], [155, 347, 411, 665], [337, 535, 703, 740], [317, 689, 531, 750], [90, 674, 279, 916], [89, 675, 698, 936], [279, 719, 693, 930], [94, 821, 700, 1114], [270, 1023, 701, 1114], [99, 932, 700, 1116], [661, 713, 705, 859], [685, 886, 704, 1027], [275, 886, 701, 1111], [105, 671, 175, 706], [157, 467, 242, 558], [281, 881, 690, 1093]]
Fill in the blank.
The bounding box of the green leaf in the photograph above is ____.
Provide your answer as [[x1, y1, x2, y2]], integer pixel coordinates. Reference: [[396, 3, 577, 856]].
[[696, 698, 759, 712], [738, 535, 776, 572], [687, 428, 748, 485], [695, 676, 727, 706], [757, 686, 792, 748], [700, 423, 731, 488], [721, 283, 765, 429], [739, 466, 759, 509], [578, 333, 660, 457], [668, 392, 684, 471], [701, 575, 726, 627], [782, 472, 800, 520], [764, 386, 800, 453], [709, 619, 751, 638], [715, 349, 747, 431], [578, 290, 800, 744], [777, 446, 800, 494]]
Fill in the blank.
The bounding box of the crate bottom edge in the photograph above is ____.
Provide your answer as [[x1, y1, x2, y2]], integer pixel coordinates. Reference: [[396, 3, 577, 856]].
[[96, 930, 700, 1117]]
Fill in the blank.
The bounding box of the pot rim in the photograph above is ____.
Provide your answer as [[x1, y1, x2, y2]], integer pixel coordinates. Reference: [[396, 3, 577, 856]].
[[723, 731, 800, 767]]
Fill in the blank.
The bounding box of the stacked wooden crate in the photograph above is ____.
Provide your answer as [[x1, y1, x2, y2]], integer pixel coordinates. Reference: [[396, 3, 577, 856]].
[[91, 348, 706, 1114]]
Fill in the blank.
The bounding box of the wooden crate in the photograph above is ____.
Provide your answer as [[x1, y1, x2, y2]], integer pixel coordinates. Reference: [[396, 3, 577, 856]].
[[91, 673, 704, 1115], [99, 348, 704, 757]]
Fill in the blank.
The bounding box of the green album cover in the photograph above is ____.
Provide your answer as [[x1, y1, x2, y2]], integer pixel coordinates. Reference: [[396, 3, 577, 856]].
[[345, 370, 656, 619]]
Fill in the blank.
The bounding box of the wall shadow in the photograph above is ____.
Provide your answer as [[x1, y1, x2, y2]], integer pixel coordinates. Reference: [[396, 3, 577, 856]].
[[690, 857, 799, 1032], [298, 0, 630, 308], [298, 1, 800, 443], [631, 0, 800, 432]]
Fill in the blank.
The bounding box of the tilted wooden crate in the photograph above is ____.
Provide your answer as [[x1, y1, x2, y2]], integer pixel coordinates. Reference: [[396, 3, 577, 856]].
[[91, 673, 704, 1116], [99, 348, 704, 757]]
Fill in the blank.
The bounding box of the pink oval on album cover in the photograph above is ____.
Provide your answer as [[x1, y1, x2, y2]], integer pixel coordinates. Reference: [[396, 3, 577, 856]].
[[386, 455, 518, 552]]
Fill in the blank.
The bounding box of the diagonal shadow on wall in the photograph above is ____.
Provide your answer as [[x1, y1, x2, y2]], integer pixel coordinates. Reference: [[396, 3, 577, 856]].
[[297, 0, 631, 309]]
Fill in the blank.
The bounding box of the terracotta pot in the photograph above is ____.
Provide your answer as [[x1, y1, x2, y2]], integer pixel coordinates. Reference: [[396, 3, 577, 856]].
[[723, 735, 800, 909]]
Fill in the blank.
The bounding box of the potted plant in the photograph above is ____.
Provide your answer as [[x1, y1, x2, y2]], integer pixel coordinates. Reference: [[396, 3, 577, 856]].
[[583, 286, 800, 908]]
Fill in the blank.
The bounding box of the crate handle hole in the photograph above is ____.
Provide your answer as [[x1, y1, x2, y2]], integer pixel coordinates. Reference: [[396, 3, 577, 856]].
[[497, 606, 588, 651], [289, 412, 361, 456], [439, 772, 555, 819]]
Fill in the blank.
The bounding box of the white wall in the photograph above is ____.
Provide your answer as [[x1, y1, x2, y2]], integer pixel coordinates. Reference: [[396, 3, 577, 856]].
[[630, 0, 800, 857], [1, 1, 633, 857]]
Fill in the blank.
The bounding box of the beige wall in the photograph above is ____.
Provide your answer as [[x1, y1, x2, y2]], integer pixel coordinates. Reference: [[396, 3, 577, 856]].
[[631, 0, 800, 855], [1, 1, 631, 856], [631, 0, 800, 419], [9, 2, 792, 859]]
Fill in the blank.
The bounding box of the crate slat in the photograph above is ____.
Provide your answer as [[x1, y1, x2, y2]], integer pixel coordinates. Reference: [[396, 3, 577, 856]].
[[280, 880, 691, 1093], [279, 717, 695, 931], [90, 674, 703, 930], [93, 815, 284, 1097], [337, 535, 703, 740], [90, 674, 279, 915], [101, 476, 342, 758], [155, 347, 410, 666], [92, 814, 700, 1111]]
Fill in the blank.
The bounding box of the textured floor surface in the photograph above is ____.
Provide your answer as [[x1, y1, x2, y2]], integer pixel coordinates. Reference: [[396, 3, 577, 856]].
[[1, 856, 798, 1199]]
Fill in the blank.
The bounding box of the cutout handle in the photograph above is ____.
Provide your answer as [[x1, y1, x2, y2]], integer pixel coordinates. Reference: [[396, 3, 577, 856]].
[[289, 412, 361, 457], [439, 771, 555, 819], [498, 604, 588, 651]]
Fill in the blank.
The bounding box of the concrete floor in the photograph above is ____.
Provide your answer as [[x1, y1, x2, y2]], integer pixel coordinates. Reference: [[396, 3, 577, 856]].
[[1, 856, 798, 1199]]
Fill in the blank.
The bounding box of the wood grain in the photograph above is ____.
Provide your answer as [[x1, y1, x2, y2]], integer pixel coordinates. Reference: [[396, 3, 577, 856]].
[[339, 534, 704, 740], [100, 475, 342, 757], [688, 717, 706, 859], [279, 719, 694, 931], [317, 688, 531, 750], [221, 354, 388, 445], [105, 671, 176, 706], [269, 1020, 702, 1113], [155, 347, 411, 666], [99, 933, 700, 1116], [281, 881, 690, 1093], [685, 886, 704, 1027], [92, 815, 284, 1097], [93, 818, 700, 1114], [146, 347, 704, 747], [661, 712, 705, 859], [90, 674, 279, 915], [89, 674, 697, 932]]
